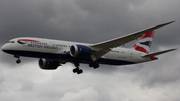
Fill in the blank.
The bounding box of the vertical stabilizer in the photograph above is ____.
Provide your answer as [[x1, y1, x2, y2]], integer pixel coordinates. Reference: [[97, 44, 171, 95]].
[[132, 31, 155, 54]]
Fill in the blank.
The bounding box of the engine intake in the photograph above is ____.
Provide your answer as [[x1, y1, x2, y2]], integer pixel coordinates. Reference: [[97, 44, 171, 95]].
[[39, 58, 59, 70], [70, 45, 92, 58]]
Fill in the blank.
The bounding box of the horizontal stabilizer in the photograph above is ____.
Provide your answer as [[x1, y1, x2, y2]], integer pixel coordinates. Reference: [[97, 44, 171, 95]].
[[142, 49, 177, 58]]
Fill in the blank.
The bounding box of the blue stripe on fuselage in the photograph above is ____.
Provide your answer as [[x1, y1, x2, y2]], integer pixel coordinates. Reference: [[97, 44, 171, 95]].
[[18, 41, 25, 44], [3, 50, 135, 65]]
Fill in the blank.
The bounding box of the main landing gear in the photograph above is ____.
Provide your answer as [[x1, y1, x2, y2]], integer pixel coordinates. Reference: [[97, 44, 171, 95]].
[[14, 55, 21, 64], [73, 63, 83, 74], [89, 63, 99, 69], [72, 62, 100, 74]]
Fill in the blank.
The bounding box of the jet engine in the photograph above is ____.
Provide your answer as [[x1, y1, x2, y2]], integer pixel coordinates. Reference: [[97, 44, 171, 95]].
[[70, 45, 92, 58], [38, 58, 59, 70]]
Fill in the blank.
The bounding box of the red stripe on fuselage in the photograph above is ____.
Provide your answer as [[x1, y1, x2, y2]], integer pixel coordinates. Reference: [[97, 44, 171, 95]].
[[18, 39, 39, 42]]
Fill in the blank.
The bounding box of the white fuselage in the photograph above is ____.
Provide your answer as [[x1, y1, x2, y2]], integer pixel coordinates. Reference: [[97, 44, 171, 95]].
[[2, 37, 152, 66]]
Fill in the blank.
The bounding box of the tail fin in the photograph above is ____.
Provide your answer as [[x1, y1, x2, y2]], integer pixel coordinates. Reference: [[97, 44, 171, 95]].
[[132, 31, 155, 54]]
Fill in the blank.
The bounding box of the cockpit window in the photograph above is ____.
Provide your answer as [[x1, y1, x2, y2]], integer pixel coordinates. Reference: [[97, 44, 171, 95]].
[[8, 41, 14, 43]]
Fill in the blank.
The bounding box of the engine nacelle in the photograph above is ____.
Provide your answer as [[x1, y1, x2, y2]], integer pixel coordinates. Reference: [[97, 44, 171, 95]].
[[70, 45, 92, 58], [38, 58, 59, 70]]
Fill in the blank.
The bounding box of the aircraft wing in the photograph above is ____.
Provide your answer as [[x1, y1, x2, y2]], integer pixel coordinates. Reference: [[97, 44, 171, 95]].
[[90, 21, 174, 61]]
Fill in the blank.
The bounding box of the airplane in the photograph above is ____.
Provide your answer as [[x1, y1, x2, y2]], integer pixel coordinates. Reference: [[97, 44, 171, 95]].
[[1, 21, 176, 74]]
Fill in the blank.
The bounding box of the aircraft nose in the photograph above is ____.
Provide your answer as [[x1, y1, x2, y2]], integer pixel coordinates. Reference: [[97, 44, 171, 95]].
[[1, 44, 7, 52]]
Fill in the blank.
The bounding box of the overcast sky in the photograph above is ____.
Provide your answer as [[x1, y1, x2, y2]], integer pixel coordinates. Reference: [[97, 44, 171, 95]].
[[0, 0, 180, 101]]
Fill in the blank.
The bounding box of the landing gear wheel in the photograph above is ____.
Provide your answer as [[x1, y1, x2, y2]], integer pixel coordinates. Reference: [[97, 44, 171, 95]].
[[93, 63, 99, 69], [14, 55, 21, 64], [73, 68, 78, 73], [77, 69, 83, 74], [73, 63, 83, 74], [89, 63, 99, 69], [89, 63, 93, 67], [16, 59, 21, 64], [73, 68, 83, 74]]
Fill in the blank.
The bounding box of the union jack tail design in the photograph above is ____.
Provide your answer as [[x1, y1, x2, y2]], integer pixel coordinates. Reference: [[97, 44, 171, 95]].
[[132, 31, 155, 54]]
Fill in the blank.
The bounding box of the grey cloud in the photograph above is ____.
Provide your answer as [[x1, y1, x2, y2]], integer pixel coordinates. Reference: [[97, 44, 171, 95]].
[[60, 87, 99, 101], [0, 0, 179, 45], [133, 52, 180, 88], [0, 0, 180, 101]]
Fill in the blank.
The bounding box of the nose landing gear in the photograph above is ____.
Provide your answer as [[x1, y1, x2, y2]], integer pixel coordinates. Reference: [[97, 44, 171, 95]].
[[14, 55, 21, 64], [16, 59, 21, 64]]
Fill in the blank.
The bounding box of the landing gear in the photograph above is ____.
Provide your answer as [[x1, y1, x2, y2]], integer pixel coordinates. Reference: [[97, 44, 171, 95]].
[[73, 63, 83, 74], [16, 59, 21, 64], [73, 68, 83, 74], [89, 63, 99, 69], [72, 62, 99, 74], [14, 55, 21, 64]]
